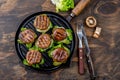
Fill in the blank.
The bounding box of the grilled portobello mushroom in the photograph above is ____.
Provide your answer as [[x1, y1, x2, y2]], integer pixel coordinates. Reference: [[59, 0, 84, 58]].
[[26, 50, 42, 65], [34, 14, 52, 33], [19, 29, 36, 44], [35, 34, 53, 51], [52, 27, 67, 41], [52, 48, 69, 62], [48, 45, 70, 66], [52, 26, 73, 44]]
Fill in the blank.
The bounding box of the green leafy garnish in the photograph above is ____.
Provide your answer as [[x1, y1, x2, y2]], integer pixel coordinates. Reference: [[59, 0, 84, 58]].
[[63, 46, 70, 55], [57, 38, 71, 44], [40, 58, 45, 65], [32, 64, 36, 68], [53, 61, 62, 66], [51, 0, 74, 12], [66, 29, 73, 41], [23, 59, 29, 66], [17, 39, 23, 44], [26, 43, 32, 48], [29, 46, 39, 51], [23, 58, 45, 69], [35, 64, 40, 68], [21, 27, 27, 31], [34, 34, 37, 38]]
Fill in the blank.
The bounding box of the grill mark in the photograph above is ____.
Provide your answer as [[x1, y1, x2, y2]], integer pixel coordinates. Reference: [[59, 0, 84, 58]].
[[35, 34, 51, 49], [25, 37, 30, 43], [43, 37, 48, 47], [53, 28, 67, 41], [59, 50, 64, 58], [29, 31, 34, 37], [45, 15, 47, 29], [43, 37, 48, 48], [57, 32, 63, 38], [41, 38, 45, 48], [46, 17, 49, 27], [36, 17, 38, 27], [34, 15, 50, 30], [41, 39, 45, 48], [19, 34, 25, 41], [26, 50, 41, 65], [28, 35, 34, 40], [52, 48, 68, 62], [38, 16, 41, 29], [19, 29, 36, 43], [39, 16, 41, 29], [41, 15, 43, 29]]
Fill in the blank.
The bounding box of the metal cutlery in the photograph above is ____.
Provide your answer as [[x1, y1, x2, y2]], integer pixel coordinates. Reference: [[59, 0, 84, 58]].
[[76, 23, 85, 75], [77, 23, 96, 80]]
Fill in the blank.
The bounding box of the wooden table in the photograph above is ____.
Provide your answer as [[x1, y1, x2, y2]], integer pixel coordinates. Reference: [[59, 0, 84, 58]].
[[0, 0, 120, 80]]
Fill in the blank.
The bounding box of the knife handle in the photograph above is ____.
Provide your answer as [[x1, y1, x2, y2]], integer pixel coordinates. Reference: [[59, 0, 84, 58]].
[[78, 48, 84, 75], [86, 55, 96, 80], [72, 0, 90, 16]]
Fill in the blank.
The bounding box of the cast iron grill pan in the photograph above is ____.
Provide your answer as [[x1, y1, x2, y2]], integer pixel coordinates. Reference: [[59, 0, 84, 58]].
[[15, 11, 75, 72]]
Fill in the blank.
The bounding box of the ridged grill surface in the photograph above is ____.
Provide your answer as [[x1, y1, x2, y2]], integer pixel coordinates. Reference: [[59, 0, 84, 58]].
[[15, 11, 75, 72]]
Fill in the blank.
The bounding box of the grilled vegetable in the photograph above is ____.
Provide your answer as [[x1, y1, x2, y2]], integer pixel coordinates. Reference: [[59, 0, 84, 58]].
[[35, 34, 54, 52], [23, 50, 45, 68], [26, 50, 42, 65], [17, 28, 37, 48], [52, 26, 73, 44], [34, 14, 53, 33], [48, 44, 70, 66]]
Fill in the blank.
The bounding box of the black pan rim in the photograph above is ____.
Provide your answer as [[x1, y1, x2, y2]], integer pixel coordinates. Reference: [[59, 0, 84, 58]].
[[15, 11, 76, 72]]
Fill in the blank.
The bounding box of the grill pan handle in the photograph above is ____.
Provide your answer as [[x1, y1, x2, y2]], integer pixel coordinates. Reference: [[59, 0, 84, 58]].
[[72, 0, 90, 16]]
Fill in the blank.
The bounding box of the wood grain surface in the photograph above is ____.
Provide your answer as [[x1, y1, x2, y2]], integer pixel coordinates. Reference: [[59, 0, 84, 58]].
[[0, 0, 120, 80]]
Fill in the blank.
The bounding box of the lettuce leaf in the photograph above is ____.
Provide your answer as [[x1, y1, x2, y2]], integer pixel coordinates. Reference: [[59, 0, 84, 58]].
[[17, 39, 23, 44], [21, 27, 27, 31], [66, 29, 73, 41], [26, 43, 32, 48], [51, 0, 74, 12], [53, 61, 62, 66], [23, 58, 45, 69]]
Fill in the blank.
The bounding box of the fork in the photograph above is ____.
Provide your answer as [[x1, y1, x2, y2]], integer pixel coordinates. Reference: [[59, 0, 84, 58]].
[[76, 23, 85, 75]]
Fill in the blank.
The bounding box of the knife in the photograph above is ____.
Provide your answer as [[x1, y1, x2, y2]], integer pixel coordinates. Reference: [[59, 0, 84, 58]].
[[66, 0, 90, 22], [64, 0, 91, 67], [76, 24, 85, 75], [80, 23, 96, 80]]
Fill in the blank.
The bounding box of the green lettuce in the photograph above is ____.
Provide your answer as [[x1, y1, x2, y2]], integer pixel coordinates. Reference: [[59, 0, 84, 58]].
[[23, 58, 45, 69], [51, 0, 74, 12], [21, 27, 27, 31]]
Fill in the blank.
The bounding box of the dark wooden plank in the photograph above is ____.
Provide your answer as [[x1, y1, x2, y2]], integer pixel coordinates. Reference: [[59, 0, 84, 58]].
[[0, 0, 120, 80]]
